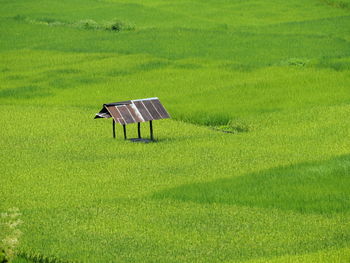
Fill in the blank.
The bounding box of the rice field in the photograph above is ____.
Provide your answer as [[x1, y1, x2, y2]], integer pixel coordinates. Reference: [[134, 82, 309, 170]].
[[1, 0, 350, 262]]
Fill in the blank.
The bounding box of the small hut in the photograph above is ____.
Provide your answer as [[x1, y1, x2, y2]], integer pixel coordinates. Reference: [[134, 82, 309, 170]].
[[94, 97, 170, 141]]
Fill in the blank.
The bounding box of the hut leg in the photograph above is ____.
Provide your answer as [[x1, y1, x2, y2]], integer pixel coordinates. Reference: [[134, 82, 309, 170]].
[[138, 122, 141, 139], [149, 120, 153, 140], [112, 120, 116, 139], [123, 124, 127, 140]]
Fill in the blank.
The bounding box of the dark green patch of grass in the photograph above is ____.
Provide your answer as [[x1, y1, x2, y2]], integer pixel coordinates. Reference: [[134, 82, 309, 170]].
[[172, 63, 202, 69], [221, 63, 258, 72], [0, 85, 51, 99], [73, 19, 99, 30], [47, 69, 82, 75], [175, 112, 232, 126], [321, 0, 350, 9], [5, 74, 26, 80], [134, 60, 170, 71], [280, 57, 310, 67], [317, 57, 350, 71], [48, 76, 104, 89], [13, 15, 135, 32], [154, 154, 350, 214], [1, 68, 11, 72], [17, 251, 74, 263], [213, 120, 252, 134], [107, 69, 131, 77], [103, 19, 135, 32], [107, 60, 170, 77]]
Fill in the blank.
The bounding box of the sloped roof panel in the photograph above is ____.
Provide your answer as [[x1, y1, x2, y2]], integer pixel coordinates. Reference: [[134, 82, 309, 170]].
[[117, 105, 135, 124], [143, 100, 162, 120], [133, 101, 153, 121], [106, 106, 125, 125], [95, 97, 170, 125], [129, 104, 145, 122], [150, 99, 170, 119]]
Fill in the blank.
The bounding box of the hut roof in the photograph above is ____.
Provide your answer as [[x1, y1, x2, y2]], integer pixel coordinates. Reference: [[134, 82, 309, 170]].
[[95, 97, 170, 125]]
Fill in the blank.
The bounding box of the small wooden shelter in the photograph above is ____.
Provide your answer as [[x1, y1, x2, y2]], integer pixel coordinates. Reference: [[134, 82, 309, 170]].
[[94, 97, 170, 141]]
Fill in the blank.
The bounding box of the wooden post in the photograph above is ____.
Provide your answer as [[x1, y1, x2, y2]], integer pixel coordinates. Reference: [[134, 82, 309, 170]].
[[112, 120, 116, 139], [138, 122, 141, 139], [123, 124, 127, 140], [149, 120, 153, 140]]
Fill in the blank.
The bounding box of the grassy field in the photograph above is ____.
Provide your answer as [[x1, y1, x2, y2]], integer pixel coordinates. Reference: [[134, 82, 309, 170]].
[[1, 0, 350, 262]]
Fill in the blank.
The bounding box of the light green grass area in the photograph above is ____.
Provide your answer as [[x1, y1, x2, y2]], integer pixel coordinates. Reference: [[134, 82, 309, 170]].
[[1, 0, 350, 262]]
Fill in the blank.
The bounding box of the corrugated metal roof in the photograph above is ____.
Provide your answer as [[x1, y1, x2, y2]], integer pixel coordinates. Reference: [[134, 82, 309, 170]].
[[95, 97, 170, 125]]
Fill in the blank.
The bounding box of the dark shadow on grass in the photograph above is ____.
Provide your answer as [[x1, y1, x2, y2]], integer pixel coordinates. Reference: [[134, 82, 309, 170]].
[[221, 62, 259, 72], [46, 68, 83, 75], [107, 60, 171, 77], [174, 112, 231, 127], [0, 85, 52, 99], [316, 59, 350, 72], [153, 154, 350, 214], [18, 251, 71, 263], [5, 75, 26, 80], [47, 76, 104, 89], [320, 0, 350, 10], [172, 63, 202, 70], [134, 60, 170, 71]]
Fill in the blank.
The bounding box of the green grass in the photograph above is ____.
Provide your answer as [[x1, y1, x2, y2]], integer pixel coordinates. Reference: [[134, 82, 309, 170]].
[[154, 154, 350, 214], [1, 0, 350, 262]]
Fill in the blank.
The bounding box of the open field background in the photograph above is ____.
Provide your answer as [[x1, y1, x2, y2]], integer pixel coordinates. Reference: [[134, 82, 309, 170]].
[[1, 0, 350, 262]]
